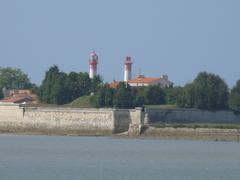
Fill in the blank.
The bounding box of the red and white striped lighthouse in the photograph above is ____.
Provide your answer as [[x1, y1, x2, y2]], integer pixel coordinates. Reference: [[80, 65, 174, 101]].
[[124, 56, 133, 82], [89, 51, 98, 79]]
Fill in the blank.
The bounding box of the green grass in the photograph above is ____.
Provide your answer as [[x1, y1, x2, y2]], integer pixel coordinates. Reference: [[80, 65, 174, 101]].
[[65, 96, 94, 108], [150, 123, 240, 129]]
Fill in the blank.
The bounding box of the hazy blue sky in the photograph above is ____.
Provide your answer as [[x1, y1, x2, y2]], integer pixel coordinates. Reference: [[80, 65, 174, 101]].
[[0, 0, 239, 87]]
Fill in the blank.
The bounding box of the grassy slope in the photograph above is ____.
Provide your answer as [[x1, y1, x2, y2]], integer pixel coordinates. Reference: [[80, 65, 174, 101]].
[[65, 96, 94, 108]]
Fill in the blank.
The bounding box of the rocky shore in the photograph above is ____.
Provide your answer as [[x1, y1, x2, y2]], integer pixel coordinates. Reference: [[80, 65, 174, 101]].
[[140, 127, 240, 142], [1, 126, 240, 142]]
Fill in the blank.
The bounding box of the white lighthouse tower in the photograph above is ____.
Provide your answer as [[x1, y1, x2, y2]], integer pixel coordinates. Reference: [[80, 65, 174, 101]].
[[89, 51, 98, 79], [124, 56, 133, 82]]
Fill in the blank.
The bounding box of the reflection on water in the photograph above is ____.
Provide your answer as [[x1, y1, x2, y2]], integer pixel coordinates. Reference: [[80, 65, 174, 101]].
[[0, 135, 240, 180]]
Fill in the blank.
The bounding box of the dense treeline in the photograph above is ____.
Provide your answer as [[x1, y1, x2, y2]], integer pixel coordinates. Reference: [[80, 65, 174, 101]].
[[38, 65, 102, 104], [0, 65, 240, 112], [91, 72, 239, 112], [91, 82, 166, 108]]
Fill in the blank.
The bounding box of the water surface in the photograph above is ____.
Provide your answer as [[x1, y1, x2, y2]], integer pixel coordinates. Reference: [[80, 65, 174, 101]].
[[0, 135, 240, 180]]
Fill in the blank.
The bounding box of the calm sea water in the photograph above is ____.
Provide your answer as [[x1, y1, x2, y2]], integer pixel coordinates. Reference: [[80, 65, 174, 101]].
[[0, 135, 240, 180]]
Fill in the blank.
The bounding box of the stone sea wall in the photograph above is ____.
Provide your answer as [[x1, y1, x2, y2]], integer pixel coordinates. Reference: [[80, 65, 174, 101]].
[[146, 108, 240, 124], [0, 103, 142, 135], [2, 103, 239, 138]]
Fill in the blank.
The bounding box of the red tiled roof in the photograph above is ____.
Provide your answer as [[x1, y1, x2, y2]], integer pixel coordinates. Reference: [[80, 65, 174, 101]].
[[0, 96, 32, 103], [0, 89, 38, 104], [127, 75, 161, 84]]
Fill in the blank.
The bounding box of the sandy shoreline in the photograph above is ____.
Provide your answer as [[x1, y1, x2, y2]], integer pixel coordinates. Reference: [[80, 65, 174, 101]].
[[139, 127, 240, 142], [1, 127, 240, 142]]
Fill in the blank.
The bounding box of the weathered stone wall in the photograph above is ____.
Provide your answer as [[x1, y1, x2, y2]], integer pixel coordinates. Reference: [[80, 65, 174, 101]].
[[146, 108, 240, 124], [0, 103, 132, 135], [23, 107, 115, 134], [113, 109, 131, 133], [0, 103, 23, 121]]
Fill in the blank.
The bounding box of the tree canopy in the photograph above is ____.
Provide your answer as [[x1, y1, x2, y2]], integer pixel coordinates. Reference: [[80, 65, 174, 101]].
[[0, 88, 3, 100], [0, 67, 32, 89], [177, 72, 229, 110], [38, 65, 103, 105], [91, 84, 115, 108], [229, 80, 240, 113], [145, 85, 165, 105], [91, 83, 166, 109], [164, 86, 183, 105], [113, 82, 133, 109]]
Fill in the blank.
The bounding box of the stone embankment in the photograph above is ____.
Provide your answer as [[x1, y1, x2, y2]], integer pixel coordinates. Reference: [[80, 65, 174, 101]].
[[1, 103, 240, 141], [142, 127, 240, 142], [0, 103, 142, 136], [145, 108, 240, 124]]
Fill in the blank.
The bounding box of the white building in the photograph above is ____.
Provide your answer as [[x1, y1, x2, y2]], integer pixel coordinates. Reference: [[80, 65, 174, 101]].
[[127, 75, 173, 88]]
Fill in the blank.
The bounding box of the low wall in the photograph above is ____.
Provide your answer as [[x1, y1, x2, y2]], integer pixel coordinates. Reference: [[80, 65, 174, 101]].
[[0, 103, 135, 135], [146, 108, 240, 124]]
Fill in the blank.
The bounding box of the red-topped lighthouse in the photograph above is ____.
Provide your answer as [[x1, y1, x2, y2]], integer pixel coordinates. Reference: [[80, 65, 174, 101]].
[[89, 51, 98, 79], [124, 56, 133, 82]]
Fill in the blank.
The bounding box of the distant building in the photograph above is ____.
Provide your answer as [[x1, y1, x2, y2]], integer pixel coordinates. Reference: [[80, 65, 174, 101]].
[[109, 75, 173, 89], [128, 75, 173, 88], [0, 89, 38, 104], [109, 55, 173, 88]]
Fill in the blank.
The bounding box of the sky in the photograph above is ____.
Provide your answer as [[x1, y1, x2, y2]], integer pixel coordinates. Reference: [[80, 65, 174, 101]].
[[0, 0, 239, 87]]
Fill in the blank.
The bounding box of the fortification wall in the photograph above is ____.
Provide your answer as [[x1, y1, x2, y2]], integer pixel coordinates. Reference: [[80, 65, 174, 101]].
[[0, 103, 132, 135], [146, 108, 240, 124], [23, 107, 115, 134], [0, 103, 23, 121]]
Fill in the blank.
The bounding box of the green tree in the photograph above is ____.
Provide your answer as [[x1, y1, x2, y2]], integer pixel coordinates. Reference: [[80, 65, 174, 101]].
[[0, 88, 3, 99], [229, 80, 240, 113], [177, 72, 229, 110], [64, 72, 80, 102], [91, 84, 115, 108], [51, 72, 68, 104], [91, 86, 106, 108], [104, 86, 115, 107], [39, 65, 66, 104], [90, 75, 103, 93], [164, 86, 183, 105], [132, 87, 146, 107], [0, 67, 32, 89], [78, 72, 92, 96], [39, 65, 102, 105], [177, 83, 195, 108], [113, 82, 133, 109], [64, 72, 90, 102], [145, 85, 165, 105]]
